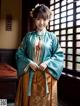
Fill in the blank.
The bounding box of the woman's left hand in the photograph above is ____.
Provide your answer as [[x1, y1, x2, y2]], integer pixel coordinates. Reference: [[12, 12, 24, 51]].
[[39, 63, 47, 71]]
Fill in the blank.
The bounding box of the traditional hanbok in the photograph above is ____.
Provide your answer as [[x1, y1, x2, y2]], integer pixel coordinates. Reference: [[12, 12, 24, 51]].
[[15, 31, 64, 106]]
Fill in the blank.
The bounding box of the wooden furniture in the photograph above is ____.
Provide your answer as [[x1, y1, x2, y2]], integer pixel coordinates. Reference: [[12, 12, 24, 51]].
[[0, 64, 17, 99]]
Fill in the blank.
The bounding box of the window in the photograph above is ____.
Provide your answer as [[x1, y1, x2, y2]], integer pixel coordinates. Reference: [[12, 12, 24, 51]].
[[49, 0, 80, 75]]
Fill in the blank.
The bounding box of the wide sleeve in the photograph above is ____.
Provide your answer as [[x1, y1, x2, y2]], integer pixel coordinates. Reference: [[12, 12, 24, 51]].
[[16, 33, 33, 77], [44, 33, 64, 80]]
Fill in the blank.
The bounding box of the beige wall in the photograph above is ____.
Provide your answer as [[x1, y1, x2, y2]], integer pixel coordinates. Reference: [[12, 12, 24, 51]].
[[0, 0, 22, 49]]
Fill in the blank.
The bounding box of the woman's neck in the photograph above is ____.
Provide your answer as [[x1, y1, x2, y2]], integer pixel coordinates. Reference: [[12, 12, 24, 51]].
[[36, 28, 46, 35]]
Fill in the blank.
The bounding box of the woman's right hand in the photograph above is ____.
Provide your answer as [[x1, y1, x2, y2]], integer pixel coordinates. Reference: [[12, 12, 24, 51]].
[[29, 62, 39, 72]]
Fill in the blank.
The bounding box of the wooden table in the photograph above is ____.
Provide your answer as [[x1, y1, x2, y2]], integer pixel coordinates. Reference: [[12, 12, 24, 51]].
[[0, 64, 17, 99]]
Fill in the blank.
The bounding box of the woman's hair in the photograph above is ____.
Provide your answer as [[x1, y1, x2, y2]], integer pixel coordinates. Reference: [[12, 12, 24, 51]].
[[31, 4, 52, 20]]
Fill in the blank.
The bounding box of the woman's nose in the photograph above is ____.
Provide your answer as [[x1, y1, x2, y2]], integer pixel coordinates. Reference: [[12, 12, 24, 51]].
[[40, 19, 44, 25]]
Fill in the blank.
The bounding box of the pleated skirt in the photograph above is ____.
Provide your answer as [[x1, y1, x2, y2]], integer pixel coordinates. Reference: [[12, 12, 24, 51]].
[[15, 70, 58, 106]]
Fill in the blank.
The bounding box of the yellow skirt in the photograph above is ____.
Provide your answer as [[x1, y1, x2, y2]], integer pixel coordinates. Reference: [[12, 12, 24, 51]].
[[15, 70, 57, 106]]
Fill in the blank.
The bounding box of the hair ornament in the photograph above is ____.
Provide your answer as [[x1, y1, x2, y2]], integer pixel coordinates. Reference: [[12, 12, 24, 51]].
[[30, 4, 41, 17], [35, 4, 41, 8]]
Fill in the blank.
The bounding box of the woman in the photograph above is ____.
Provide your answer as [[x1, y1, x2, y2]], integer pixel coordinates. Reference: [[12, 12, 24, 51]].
[[15, 4, 64, 106]]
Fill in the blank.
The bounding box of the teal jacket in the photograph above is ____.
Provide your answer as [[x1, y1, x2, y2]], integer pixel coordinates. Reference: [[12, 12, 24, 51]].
[[16, 31, 64, 96]]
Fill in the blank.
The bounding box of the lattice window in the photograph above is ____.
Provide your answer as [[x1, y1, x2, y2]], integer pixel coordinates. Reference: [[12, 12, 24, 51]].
[[49, 0, 80, 75]]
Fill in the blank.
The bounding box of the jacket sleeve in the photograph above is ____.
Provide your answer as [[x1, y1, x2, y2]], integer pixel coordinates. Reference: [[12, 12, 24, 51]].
[[44, 33, 64, 80], [16, 33, 33, 77]]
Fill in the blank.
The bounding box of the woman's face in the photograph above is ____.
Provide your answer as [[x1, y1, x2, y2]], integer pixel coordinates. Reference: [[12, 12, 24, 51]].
[[35, 18, 49, 31]]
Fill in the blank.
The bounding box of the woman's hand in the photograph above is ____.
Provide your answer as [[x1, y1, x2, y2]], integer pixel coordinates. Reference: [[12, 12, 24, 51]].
[[39, 63, 47, 71], [29, 62, 39, 72]]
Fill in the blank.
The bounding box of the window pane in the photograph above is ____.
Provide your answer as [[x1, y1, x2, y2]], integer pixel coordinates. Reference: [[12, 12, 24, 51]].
[[61, 12, 66, 17], [61, 6, 66, 12], [67, 48, 73, 54], [67, 29, 73, 34], [55, 14, 59, 19], [76, 56, 80, 63], [55, 25, 59, 29], [67, 35, 73, 40], [55, 31, 59, 35], [67, 62, 72, 69], [67, 15, 73, 21], [50, 11, 54, 20], [65, 54, 66, 60], [55, 8, 60, 14], [61, 17, 66, 23], [67, 0, 73, 3], [67, 9, 73, 15], [76, 63, 80, 72], [50, 0, 54, 4], [67, 22, 73, 27], [61, 42, 66, 47], [55, 3, 60, 8], [50, 20, 54, 25], [50, 26, 53, 30], [67, 3, 73, 9], [55, 0, 59, 2], [61, 0, 66, 6], [62, 48, 66, 54], [76, 28, 80, 33], [76, 14, 80, 19], [76, 20, 80, 26], [68, 41, 73, 47], [76, 49, 80, 55], [50, 5, 54, 10], [55, 19, 59, 24], [76, 41, 80, 47], [67, 55, 73, 61], [61, 23, 66, 28], [61, 30, 66, 34], [76, 1, 80, 6], [76, 7, 80, 13], [61, 36, 66, 40], [76, 34, 80, 40]]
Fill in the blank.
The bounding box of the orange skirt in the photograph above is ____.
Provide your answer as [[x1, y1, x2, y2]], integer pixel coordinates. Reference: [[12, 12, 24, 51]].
[[15, 70, 57, 106]]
